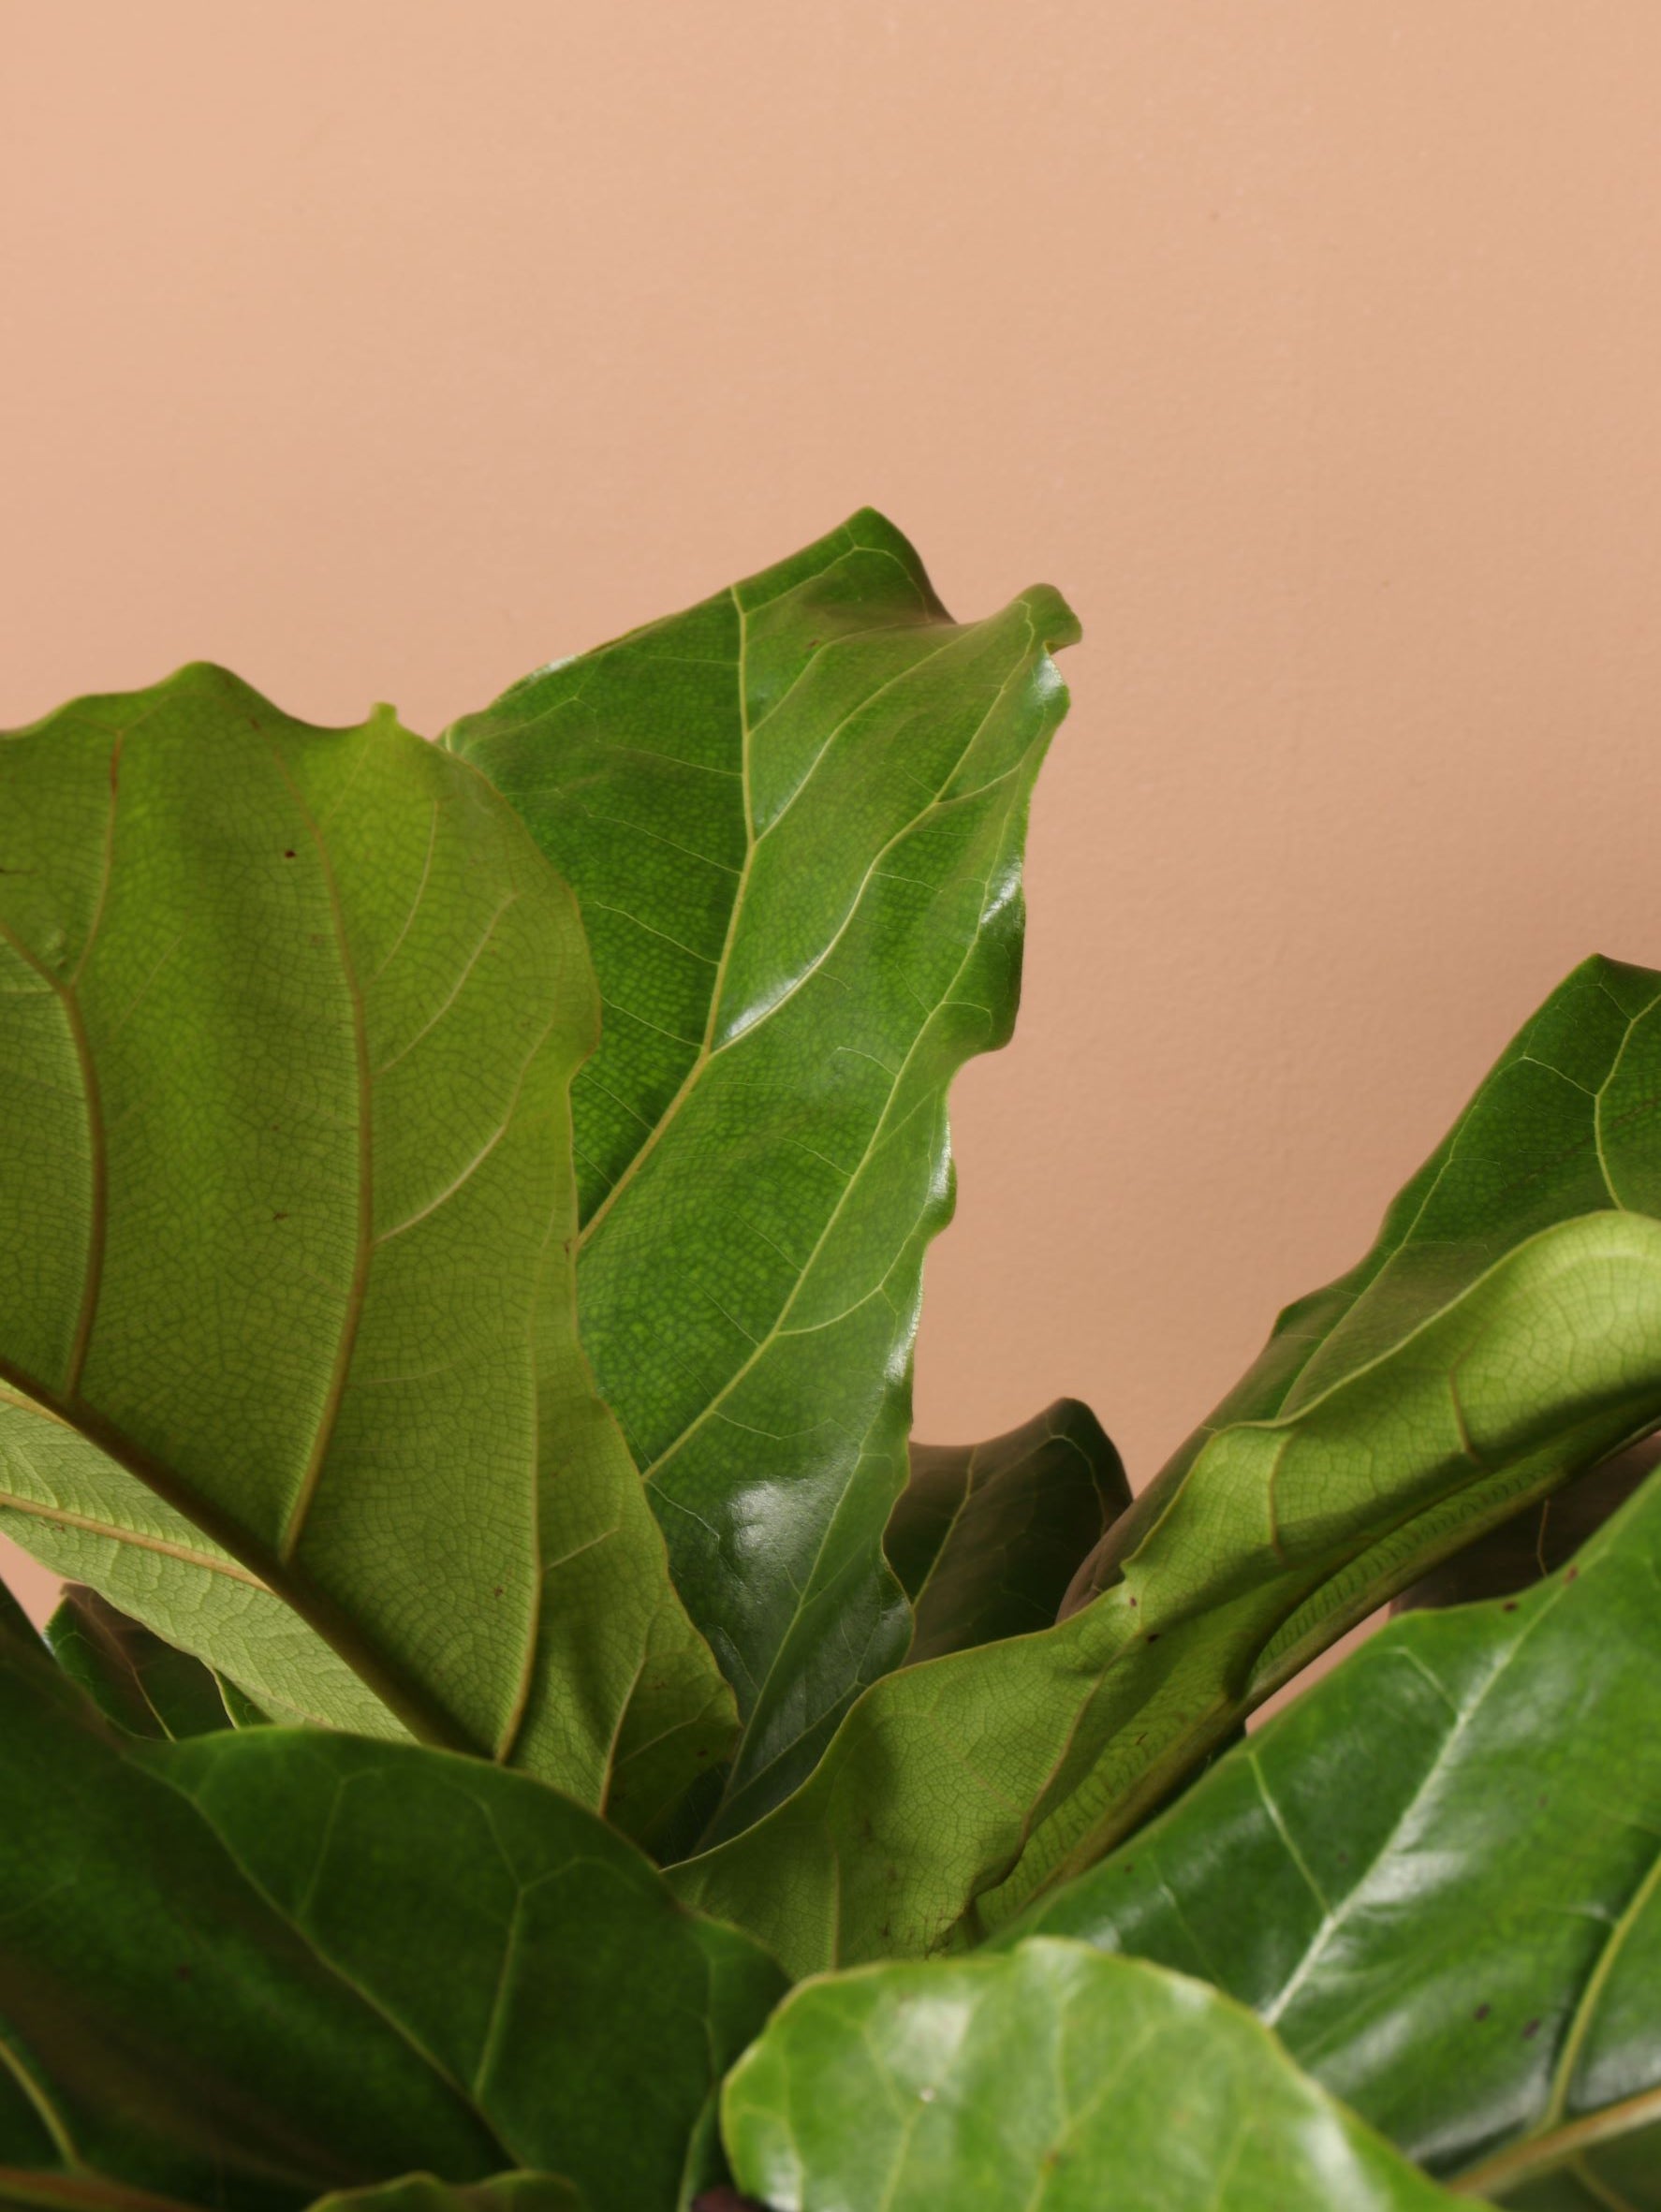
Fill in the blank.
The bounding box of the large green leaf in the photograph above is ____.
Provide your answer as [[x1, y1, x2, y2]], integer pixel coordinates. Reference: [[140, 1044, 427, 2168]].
[[885, 1399, 1126, 1663], [670, 957, 1661, 1971], [1004, 1470, 1661, 2205], [719, 1938, 1459, 2209], [448, 511, 1080, 1836], [0, 1627, 784, 2212], [0, 666, 731, 1834]]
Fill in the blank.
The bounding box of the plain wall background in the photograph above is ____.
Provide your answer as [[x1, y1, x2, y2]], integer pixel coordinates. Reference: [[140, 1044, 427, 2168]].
[[5, 2, 1661, 1626]]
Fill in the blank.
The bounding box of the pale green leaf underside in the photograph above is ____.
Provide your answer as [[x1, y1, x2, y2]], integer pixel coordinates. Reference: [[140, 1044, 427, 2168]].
[[0, 666, 731, 1831], [1007, 1465, 1661, 2208], [721, 1939, 1459, 2210], [448, 510, 1081, 1838], [670, 958, 1661, 1973]]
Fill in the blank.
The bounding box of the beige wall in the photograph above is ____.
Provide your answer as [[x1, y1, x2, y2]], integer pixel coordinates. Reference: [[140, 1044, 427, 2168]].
[[6, 3, 1661, 1628]]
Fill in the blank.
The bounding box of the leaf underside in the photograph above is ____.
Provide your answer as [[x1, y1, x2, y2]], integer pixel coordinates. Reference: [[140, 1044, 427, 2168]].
[[0, 666, 730, 1836], [448, 508, 1081, 1840]]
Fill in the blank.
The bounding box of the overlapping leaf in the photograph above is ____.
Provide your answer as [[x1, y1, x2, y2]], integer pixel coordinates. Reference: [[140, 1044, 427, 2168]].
[[1007, 1468, 1661, 2206], [45, 1584, 253, 1739], [720, 1938, 1459, 2210], [0, 1622, 784, 2212], [886, 1399, 1126, 1663], [0, 667, 730, 1834], [1391, 1437, 1656, 1615], [1063, 953, 1661, 1675], [670, 958, 1661, 1971], [448, 511, 1080, 1837]]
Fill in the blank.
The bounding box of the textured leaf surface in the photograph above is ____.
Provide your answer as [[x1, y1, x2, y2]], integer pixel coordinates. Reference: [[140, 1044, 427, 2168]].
[[886, 1399, 1126, 1663], [45, 1584, 246, 1738], [671, 958, 1661, 1971], [1006, 1470, 1661, 2205], [449, 511, 1080, 1835], [720, 1939, 1459, 2210], [0, 1631, 784, 2212], [0, 665, 731, 1830]]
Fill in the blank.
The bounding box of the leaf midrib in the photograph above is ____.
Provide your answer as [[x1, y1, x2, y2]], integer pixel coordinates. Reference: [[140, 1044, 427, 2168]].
[[0, 916, 109, 1404], [574, 602, 978, 1257], [258, 725, 375, 1568], [0, 1352, 473, 1755], [1450, 2080, 1661, 2196]]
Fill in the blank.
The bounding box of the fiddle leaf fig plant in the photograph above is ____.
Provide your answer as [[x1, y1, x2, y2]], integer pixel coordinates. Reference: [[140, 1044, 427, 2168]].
[[1, 511, 1657, 2210]]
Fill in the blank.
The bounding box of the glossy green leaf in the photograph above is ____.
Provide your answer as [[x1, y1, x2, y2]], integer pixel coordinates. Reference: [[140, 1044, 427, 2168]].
[[0, 665, 732, 1834], [0, 1628, 784, 2212], [448, 510, 1080, 1836], [1004, 1468, 1661, 2205], [45, 1584, 243, 1738], [720, 1938, 1460, 2210], [886, 1399, 1126, 1663], [671, 957, 1661, 1971]]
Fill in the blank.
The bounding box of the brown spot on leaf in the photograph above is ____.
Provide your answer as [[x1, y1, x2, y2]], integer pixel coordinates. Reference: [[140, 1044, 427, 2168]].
[[1475, 2003, 1491, 2021]]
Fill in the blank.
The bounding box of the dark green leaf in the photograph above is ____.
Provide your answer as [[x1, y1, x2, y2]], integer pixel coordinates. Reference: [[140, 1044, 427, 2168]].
[[1004, 1467, 1661, 2205], [308, 2177, 585, 2212], [886, 1399, 1126, 1663], [670, 958, 1661, 1971], [448, 511, 1080, 1835], [720, 1938, 1460, 2209], [1391, 1436, 1657, 1614], [0, 1630, 785, 2212], [45, 1586, 242, 1739], [0, 1570, 39, 1655], [0, 666, 731, 1834], [0, 2175, 217, 2212], [0, 2174, 586, 2212]]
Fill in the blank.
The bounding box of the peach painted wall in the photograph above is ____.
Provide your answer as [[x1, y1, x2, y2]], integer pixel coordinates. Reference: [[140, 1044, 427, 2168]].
[[6, 3, 1661, 1627]]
